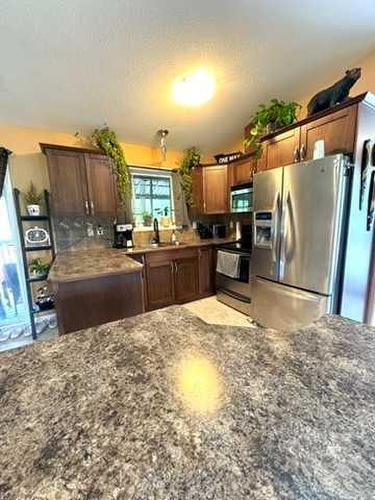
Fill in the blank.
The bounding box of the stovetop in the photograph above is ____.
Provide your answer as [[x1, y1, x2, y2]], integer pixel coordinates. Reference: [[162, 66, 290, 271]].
[[216, 241, 252, 254]]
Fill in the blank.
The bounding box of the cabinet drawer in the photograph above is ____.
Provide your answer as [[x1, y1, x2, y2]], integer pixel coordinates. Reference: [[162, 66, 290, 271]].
[[146, 247, 197, 264]]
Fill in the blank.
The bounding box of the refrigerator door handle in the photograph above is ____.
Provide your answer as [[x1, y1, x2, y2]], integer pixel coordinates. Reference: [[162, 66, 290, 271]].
[[280, 191, 290, 279], [272, 192, 281, 265]]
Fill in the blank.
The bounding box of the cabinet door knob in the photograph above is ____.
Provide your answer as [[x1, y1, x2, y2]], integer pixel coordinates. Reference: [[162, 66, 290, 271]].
[[294, 147, 300, 163], [299, 144, 306, 161]]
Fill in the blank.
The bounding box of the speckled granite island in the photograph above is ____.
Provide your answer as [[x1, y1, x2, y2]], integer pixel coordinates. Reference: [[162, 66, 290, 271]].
[[49, 248, 145, 334], [1, 306, 375, 499]]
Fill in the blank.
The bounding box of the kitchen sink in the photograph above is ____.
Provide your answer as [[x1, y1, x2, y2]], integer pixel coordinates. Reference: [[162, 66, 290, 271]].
[[141, 241, 187, 249]]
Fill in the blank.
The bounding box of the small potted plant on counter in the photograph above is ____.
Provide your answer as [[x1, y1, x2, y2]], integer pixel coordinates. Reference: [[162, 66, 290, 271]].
[[24, 182, 43, 216], [29, 258, 50, 280], [142, 212, 153, 227]]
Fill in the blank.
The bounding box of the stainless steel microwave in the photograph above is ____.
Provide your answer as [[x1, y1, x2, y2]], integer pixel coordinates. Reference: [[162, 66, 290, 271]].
[[231, 184, 253, 213]]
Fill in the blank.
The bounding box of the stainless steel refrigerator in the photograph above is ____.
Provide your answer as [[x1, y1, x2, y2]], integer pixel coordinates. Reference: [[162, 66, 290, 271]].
[[251, 154, 373, 330]]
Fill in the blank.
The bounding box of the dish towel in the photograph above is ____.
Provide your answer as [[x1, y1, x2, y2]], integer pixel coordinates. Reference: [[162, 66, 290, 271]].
[[216, 250, 240, 279]]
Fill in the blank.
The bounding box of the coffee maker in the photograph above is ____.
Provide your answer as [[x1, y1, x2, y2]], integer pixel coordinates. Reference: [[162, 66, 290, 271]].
[[113, 223, 134, 249]]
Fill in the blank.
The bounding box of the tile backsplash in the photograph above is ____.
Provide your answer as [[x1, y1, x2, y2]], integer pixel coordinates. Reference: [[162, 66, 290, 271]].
[[53, 216, 114, 251], [52, 212, 252, 252]]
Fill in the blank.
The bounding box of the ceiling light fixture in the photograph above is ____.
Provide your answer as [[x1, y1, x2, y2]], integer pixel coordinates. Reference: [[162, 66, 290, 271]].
[[173, 69, 215, 107], [157, 129, 169, 161]]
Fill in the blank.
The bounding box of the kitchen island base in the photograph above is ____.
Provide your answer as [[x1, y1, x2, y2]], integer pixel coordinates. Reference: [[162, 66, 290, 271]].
[[53, 272, 144, 334]]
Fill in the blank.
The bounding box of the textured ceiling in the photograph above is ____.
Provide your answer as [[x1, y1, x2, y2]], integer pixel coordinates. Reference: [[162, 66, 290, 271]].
[[0, 0, 374, 154]]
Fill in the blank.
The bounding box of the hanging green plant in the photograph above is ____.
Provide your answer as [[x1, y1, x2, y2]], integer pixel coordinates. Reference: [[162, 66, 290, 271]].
[[178, 146, 201, 207], [244, 99, 301, 156], [90, 126, 132, 205]]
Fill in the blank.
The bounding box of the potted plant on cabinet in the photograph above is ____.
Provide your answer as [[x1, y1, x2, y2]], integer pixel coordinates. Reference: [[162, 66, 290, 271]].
[[244, 98, 301, 156], [24, 182, 43, 216], [29, 258, 50, 279]]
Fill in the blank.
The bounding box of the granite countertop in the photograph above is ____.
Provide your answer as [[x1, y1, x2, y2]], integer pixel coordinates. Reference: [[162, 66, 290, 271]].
[[124, 237, 236, 255], [48, 239, 235, 283], [1, 306, 375, 498], [48, 247, 143, 283]]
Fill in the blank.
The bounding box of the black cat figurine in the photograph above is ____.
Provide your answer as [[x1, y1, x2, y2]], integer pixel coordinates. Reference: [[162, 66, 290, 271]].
[[307, 68, 361, 116]]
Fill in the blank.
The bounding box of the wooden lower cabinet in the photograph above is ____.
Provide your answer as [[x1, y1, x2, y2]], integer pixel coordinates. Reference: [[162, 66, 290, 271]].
[[198, 246, 214, 296], [52, 271, 144, 334], [174, 256, 199, 303], [145, 246, 214, 311], [146, 260, 175, 310]]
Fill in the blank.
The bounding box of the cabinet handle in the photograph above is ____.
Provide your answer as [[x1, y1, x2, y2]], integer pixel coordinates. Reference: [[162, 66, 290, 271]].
[[90, 201, 95, 215], [299, 144, 306, 161], [85, 200, 89, 215], [170, 262, 174, 274], [293, 147, 300, 163], [174, 262, 178, 273]]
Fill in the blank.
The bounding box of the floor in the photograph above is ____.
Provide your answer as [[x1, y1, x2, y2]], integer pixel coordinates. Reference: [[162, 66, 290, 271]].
[[184, 296, 254, 327], [0, 311, 58, 353]]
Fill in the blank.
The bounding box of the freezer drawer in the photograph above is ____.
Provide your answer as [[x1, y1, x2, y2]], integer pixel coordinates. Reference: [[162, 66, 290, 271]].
[[251, 277, 331, 331]]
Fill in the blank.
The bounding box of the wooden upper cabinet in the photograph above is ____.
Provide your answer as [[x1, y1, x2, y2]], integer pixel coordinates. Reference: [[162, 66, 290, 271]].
[[229, 156, 255, 186], [203, 165, 229, 214], [191, 166, 204, 212], [84, 154, 117, 216], [256, 99, 360, 170], [259, 128, 300, 171], [300, 105, 357, 161], [41, 144, 117, 217], [44, 148, 89, 216]]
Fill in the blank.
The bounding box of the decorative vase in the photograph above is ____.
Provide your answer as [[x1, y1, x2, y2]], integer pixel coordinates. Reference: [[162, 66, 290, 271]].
[[27, 204, 40, 216]]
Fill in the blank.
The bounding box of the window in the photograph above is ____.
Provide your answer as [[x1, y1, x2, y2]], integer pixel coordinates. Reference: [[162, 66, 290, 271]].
[[132, 170, 174, 227], [0, 171, 30, 347]]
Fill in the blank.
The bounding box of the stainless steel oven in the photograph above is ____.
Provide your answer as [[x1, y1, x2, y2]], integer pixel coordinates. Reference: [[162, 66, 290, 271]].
[[216, 242, 251, 315], [231, 184, 253, 213]]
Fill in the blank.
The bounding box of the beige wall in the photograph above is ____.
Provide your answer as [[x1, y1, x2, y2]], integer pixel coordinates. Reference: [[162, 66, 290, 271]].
[[0, 124, 185, 194], [232, 50, 375, 152], [296, 50, 375, 118]]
